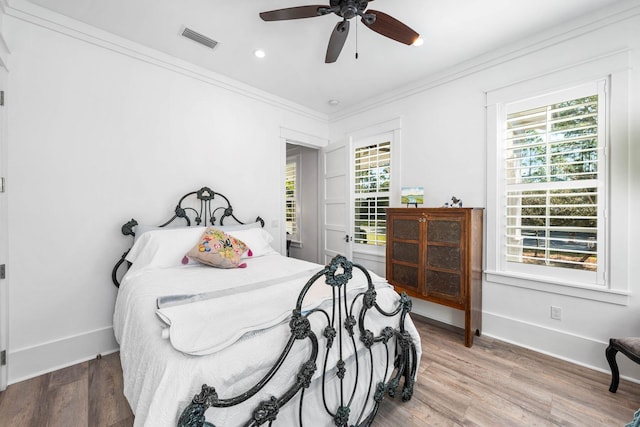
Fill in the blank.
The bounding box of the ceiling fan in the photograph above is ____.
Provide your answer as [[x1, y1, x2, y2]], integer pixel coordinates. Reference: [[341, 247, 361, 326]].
[[259, 0, 420, 63]]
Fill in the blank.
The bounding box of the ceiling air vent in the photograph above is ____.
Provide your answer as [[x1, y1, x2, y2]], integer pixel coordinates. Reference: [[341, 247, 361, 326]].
[[181, 27, 218, 50]]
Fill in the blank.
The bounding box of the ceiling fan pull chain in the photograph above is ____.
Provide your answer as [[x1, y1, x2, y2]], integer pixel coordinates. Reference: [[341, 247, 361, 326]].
[[355, 17, 359, 59]]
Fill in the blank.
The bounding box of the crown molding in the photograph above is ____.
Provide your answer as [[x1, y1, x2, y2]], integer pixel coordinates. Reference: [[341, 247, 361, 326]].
[[329, 0, 640, 122], [3, 0, 329, 123]]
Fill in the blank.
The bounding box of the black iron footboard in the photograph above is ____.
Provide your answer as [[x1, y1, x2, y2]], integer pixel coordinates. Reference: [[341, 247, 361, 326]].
[[178, 255, 418, 427]]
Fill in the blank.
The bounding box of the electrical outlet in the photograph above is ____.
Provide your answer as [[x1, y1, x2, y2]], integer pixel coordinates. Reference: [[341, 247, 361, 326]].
[[550, 306, 562, 320]]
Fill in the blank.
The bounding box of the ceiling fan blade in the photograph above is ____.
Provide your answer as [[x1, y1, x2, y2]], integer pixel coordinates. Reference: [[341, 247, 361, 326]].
[[325, 20, 350, 63], [362, 9, 419, 45], [260, 5, 330, 21]]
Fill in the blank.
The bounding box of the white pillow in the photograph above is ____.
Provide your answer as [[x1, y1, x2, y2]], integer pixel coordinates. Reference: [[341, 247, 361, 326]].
[[134, 221, 261, 242], [126, 227, 205, 269], [133, 224, 160, 242], [133, 223, 197, 242], [226, 228, 277, 258], [216, 221, 263, 232]]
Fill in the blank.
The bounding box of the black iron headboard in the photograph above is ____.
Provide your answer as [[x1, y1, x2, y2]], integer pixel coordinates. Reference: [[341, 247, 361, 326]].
[[111, 186, 264, 288]]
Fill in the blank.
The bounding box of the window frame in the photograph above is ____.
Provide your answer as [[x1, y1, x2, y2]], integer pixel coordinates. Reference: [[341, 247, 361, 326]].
[[349, 124, 400, 258], [501, 81, 607, 286], [352, 139, 391, 249], [485, 53, 631, 304]]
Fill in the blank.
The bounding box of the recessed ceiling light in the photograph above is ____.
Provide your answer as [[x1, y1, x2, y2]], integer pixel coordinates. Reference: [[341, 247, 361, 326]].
[[328, 99, 340, 106], [254, 49, 266, 58], [413, 37, 424, 47]]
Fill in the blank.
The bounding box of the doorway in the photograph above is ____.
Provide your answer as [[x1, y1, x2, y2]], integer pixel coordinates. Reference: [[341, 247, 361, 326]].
[[285, 142, 320, 264]]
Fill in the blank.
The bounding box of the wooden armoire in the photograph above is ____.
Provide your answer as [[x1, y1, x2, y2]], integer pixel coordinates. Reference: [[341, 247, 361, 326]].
[[386, 208, 483, 347]]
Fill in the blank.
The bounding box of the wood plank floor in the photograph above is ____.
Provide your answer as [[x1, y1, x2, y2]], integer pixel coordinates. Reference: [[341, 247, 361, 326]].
[[0, 353, 133, 427], [1, 316, 639, 426], [377, 317, 640, 426]]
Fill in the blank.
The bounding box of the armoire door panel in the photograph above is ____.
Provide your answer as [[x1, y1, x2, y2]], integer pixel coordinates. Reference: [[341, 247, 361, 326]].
[[393, 241, 420, 264], [425, 270, 462, 300], [392, 264, 419, 291], [427, 219, 462, 244], [427, 246, 460, 270], [392, 218, 420, 240]]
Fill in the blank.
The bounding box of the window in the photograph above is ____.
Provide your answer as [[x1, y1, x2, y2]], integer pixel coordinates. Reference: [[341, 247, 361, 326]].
[[486, 53, 630, 303], [285, 155, 299, 241], [353, 140, 390, 247], [496, 80, 607, 287]]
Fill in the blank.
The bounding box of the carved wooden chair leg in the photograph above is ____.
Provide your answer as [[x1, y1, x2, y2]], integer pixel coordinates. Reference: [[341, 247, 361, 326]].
[[606, 340, 620, 393], [606, 338, 640, 393]]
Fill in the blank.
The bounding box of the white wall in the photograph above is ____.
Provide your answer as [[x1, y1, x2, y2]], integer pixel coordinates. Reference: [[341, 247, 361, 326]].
[[3, 8, 328, 382], [329, 3, 640, 379]]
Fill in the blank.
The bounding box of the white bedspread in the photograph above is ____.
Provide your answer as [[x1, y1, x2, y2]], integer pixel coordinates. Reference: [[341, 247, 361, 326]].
[[114, 253, 421, 427]]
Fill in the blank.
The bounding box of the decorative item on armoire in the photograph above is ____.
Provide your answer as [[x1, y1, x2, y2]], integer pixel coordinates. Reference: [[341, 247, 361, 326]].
[[443, 196, 462, 207], [401, 186, 424, 208]]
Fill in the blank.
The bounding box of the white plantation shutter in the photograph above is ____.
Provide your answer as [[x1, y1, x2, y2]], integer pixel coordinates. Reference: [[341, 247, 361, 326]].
[[353, 141, 390, 246], [502, 80, 606, 283], [285, 157, 299, 241]]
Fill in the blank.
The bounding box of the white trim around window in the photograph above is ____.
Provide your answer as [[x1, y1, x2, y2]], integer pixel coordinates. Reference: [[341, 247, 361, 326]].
[[485, 51, 631, 305], [348, 118, 402, 258]]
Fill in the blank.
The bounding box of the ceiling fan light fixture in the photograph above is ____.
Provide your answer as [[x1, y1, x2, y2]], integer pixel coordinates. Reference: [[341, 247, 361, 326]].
[[254, 49, 266, 58], [362, 14, 376, 25], [413, 37, 424, 47]]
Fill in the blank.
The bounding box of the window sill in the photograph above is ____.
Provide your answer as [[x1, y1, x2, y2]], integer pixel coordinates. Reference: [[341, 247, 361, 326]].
[[485, 270, 629, 306]]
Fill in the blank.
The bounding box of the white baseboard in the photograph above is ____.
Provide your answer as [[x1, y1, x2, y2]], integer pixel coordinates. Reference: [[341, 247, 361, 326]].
[[8, 326, 119, 384], [412, 304, 640, 384], [483, 311, 640, 383]]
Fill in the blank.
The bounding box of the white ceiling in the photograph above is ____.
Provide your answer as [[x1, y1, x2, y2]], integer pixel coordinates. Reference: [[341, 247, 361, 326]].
[[23, 0, 626, 114]]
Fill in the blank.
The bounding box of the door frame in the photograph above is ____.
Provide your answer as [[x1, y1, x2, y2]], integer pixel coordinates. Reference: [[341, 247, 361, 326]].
[[279, 128, 327, 263], [0, 62, 8, 391]]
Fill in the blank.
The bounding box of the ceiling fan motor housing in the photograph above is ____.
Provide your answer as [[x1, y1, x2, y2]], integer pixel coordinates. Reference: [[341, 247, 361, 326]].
[[331, 0, 369, 20]]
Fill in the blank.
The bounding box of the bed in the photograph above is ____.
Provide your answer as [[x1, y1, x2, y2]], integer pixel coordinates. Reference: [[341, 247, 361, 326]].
[[111, 186, 420, 427]]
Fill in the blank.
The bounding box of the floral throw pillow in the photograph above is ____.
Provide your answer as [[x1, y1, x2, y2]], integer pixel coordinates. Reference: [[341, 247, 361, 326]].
[[183, 227, 249, 268]]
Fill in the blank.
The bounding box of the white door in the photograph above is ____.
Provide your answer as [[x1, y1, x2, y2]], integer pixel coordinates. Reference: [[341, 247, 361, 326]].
[[321, 139, 352, 264], [0, 68, 7, 391]]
